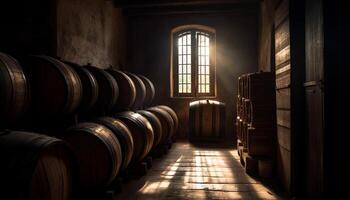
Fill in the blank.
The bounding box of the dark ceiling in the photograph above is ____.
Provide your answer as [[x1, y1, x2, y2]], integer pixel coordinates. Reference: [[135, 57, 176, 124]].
[[113, 0, 259, 7], [113, 0, 260, 16]]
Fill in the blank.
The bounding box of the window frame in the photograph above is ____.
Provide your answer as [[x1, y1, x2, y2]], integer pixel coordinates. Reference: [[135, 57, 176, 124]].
[[171, 25, 216, 98]]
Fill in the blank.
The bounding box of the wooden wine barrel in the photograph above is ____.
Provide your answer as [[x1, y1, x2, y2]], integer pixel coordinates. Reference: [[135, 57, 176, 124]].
[[0, 131, 74, 200], [147, 107, 174, 144], [157, 105, 179, 137], [65, 62, 98, 112], [138, 75, 155, 107], [106, 69, 136, 111], [62, 122, 122, 190], [126, 72, 146, 110], [95, 117, 134, 170], [136, 110, 162, 151], [189, 100, 226, 141], [22, 55, 82, 116], [0, 52, 29, 123], [85, 66, 118, 114], [114, 112, 154, 164]]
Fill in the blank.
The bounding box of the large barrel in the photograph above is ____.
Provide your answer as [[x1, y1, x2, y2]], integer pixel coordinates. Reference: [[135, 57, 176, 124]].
[[136, 110, 162, 151], [0, 52, 29, 123], [62, 122, 122, 190], [147, 107, 174, 144], [138, 75, 155, 107], [114, 112, 154, 164], [22, 55, 82, 116], [157, 105, 179, 139], [95, 117, 134, 170], [85, 66, 118, 114], [126, 73, 146, 110], [107, 69, 136, 111], [0, 131, 74, 200], [65, 62, 98, 112], [189, 100, 226, 141]]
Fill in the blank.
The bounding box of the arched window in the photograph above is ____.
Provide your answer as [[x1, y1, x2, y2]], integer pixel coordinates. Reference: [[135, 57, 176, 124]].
[[171, 25, 216, 97]]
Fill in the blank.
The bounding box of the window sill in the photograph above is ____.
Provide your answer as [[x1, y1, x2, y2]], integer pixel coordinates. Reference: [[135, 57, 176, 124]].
[[170, 95, 217, 99]]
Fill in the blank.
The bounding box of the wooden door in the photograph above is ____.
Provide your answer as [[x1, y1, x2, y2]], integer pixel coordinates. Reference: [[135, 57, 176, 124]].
[[275, 0, 292, 193], [275, 0, 305, 195], [305, 0, 324, 198]]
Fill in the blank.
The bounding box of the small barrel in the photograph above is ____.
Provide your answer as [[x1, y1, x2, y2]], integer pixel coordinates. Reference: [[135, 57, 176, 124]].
[[157, 105, 179, 139], [0, 131, 74, 200], [62, 122, 122, 190], [138, 75, 155, 108], [95, 117, 134, 170], [189, 100, 226, 141], [106, 69, 136, 111], [115, 112, 154, 164], [65, 62, 99, 112], [22, 55, 82, 116], [85, 66, 119, 114], [147, 107, 174, 144], [126, 72, 146, 110], [136, 110, 162, 151], [0, 52, 29, 123]]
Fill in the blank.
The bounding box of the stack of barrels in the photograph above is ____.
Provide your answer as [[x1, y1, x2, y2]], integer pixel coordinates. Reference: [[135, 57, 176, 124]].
[[0, 52, 179, 200], [236, 72, 276, 175]]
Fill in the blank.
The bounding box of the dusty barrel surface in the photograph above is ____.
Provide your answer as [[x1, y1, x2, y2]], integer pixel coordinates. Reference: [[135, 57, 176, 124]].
[[65, 62, 99, 112], [189, 100, 226, 141], [147, 107, 174, 144], [107, 69, 136, 111], [62, 122, 122, 190], [0, 131, 74, 200], [136, 110, 162, 151], [126, 73, 146, 110], [138, 75, 155, 108], [156, 105, 179, 139], [115, 112, 154, 164], [22, 55, 82, 116], [0, 52, 29, 123], [95, 117, 134, 170], [85, 66, 118, 114]]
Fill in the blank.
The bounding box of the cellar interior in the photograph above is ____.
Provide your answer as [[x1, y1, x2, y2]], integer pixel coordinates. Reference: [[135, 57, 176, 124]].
[[0, 0, 348, 199]]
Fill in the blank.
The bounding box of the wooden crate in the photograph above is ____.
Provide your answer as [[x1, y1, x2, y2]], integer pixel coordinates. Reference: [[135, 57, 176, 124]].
[[248, 72, 275, 102], [235, 71, 276, 161], [247, 126, 275, 157], [249, 103, 276, 128]]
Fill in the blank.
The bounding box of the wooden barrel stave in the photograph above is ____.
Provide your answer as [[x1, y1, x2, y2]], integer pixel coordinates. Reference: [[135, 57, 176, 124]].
[[136, 110, 162, 151], [21, 55, 82, 116], [107, 69, 136, 111], [0, 52, 29, 123], [85, 66, 119, 115], [115, 112, 154, 164], [138, 75, 155, 108], [189, 100, 226, 141], [156, 105, 179, 139], [0, 131, 74, 200], [126, 73, 146, 110], [147, 107, 174, 144], [65, 62, 99, 112], [95, 117, 134, 170], [62, 122, 122, 190]]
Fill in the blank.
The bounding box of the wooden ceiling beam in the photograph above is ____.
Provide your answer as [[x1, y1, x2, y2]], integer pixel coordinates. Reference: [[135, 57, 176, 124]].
[[113, 0, 259, 8], [122, 2, 259, 16]]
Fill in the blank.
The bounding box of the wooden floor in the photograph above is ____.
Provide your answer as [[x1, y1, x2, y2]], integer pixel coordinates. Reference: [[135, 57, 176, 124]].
[[115, 142, 285, 200]]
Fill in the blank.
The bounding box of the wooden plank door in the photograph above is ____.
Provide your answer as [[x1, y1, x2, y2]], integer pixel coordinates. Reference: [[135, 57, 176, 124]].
[[275, 0, 292, 193], [305, 0, 324, 198], [274, 0, 305, 195]]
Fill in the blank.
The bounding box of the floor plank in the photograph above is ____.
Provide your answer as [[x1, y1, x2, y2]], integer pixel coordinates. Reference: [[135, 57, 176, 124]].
[[114, 142, 286, 200]]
